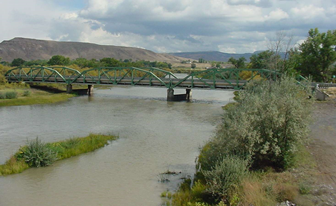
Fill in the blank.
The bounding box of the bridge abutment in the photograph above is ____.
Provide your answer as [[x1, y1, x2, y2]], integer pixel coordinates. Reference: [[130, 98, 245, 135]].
[[88, 85, 94, 95], [66, 84, 72, 93]]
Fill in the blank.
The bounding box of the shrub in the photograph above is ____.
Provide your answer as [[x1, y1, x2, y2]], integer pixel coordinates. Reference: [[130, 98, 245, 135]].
[[19, 137, 57, 167], [0, 92, 5, 99], [23, 90, 31, 96], [199, 76, 313, 171], [203, 156, 248, 199], [5, 91, 18, 99]]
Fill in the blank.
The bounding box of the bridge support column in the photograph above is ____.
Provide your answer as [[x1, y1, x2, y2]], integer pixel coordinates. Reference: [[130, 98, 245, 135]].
[[167, 88, 174, 101], [66, 84, 72, 93], [87, 85, 94, 95], [186, 88, 192, 101]]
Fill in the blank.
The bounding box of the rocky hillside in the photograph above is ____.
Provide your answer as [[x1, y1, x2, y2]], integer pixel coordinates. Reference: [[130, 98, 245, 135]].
[[0, 37, 185, 62]]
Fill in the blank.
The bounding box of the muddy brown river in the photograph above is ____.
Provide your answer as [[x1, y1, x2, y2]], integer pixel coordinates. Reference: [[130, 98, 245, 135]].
[[0, 86, 233, 206]]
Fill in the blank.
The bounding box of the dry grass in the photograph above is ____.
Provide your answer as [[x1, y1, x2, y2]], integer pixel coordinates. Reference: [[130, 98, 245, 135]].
[[322, 87, 336, 99]]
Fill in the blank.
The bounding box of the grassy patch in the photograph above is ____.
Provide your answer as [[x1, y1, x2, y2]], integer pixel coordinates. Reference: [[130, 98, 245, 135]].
[[0, 88, 76, 107], [0, 134, 117, 176]]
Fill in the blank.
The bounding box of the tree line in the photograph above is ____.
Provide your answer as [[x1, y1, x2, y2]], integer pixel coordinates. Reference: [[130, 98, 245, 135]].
[[227, 28, 336, 82], [2, 55, 173, 70]]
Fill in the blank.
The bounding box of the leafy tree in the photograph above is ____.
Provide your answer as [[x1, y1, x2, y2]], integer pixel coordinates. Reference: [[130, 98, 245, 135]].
[[47, 55, 70, 65], [291, 28, 336, 82], [24, 59, 48, 66], [199, 58, 206, 63], [71, 58, 89, 68], [11, 58, 26, 66], [228, 57, 246, 68], [249, 50, 283, 70], [100, 58, 120, 67], [191, 63, 196, 69]]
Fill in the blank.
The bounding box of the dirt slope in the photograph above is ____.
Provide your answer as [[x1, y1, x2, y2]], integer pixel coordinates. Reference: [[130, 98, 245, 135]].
[[0, 37, 186, 62]]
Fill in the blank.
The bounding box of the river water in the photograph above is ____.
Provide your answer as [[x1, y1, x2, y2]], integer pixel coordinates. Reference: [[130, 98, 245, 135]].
[[0, 86, 233, 206]]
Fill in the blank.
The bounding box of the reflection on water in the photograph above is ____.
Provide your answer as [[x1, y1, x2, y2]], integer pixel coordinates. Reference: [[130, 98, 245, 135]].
[[0, 86, 233, 206]]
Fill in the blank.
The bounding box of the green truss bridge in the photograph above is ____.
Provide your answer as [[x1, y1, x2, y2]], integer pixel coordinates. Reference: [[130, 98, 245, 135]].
[[5, 66, 280, 101]]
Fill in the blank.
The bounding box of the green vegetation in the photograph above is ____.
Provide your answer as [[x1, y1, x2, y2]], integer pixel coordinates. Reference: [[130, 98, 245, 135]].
[[0, 87, 76, 107], [17, 137, 58, 167], [48, 55, 71, 65], [0, 64, 77, 107], [290, 28, 336, 82], [227, 28, 336, 82], [6, 56, 173, 70], [0, 134, 117, 176], [228, 57, 246, 68], [168, 76, 315, 206]]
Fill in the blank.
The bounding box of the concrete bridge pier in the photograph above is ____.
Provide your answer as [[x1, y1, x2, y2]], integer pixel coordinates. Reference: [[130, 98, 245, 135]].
[[167, 88, 192, 101], [186, 88, 192, 101], [87, 85, 94, 95], [167, 88, 175, 101], [66, 84, 72, 93]]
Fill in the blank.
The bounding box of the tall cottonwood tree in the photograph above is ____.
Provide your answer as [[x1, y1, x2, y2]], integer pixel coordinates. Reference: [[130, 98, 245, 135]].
[[292, 28, 336, 82]]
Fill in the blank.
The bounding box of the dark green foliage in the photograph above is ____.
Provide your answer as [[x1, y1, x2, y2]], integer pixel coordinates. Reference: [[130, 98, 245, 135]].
[[19, 137, 58, 167], [24, 59, 48, 66], [249, 50, 282, 70], [199, 58, 206, 63], [11, 58, 26, 66], [47, 55, 70, 65], [228, 57, 246, 68], [191, 63, 196, 69], [290, 28, 336, 82], [5, 91, 18, 99], [100, 57, 120, 67]]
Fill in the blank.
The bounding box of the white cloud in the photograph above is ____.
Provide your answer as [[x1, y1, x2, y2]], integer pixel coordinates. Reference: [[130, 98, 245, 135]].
[[291, 5, 324, 20], [265, 8, 289, 21], [0, 0, 335, 54]]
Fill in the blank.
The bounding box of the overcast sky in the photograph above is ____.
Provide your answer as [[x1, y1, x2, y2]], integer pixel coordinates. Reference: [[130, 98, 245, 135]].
[[1, 0, 335, 53]]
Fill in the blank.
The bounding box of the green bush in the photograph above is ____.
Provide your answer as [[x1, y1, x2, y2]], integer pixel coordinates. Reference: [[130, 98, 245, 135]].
[[203, 156, 248, 198], [5, 91, 18, 99], [0, 92, 5, 99], [199, 76, 313, 171], [23, 90, 31, 96], [19, 137, 57, 167]]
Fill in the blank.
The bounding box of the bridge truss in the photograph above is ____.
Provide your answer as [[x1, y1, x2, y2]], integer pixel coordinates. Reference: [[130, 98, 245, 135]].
[[5, 66, 281, 90]]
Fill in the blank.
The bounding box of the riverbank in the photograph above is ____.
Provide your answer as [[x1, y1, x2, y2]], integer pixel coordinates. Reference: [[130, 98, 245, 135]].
[[0, 84, 77, 107], [0, 134, 117, 176], [165, 77, 320, 206]]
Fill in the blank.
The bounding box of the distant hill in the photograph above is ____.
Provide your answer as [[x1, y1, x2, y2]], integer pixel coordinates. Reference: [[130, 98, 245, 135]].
[[169, 51, 263, 62], [0, 37, 186, 62]]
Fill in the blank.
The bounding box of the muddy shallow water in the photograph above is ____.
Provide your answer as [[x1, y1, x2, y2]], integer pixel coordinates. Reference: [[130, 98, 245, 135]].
[[0, 86, 234, 206]]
